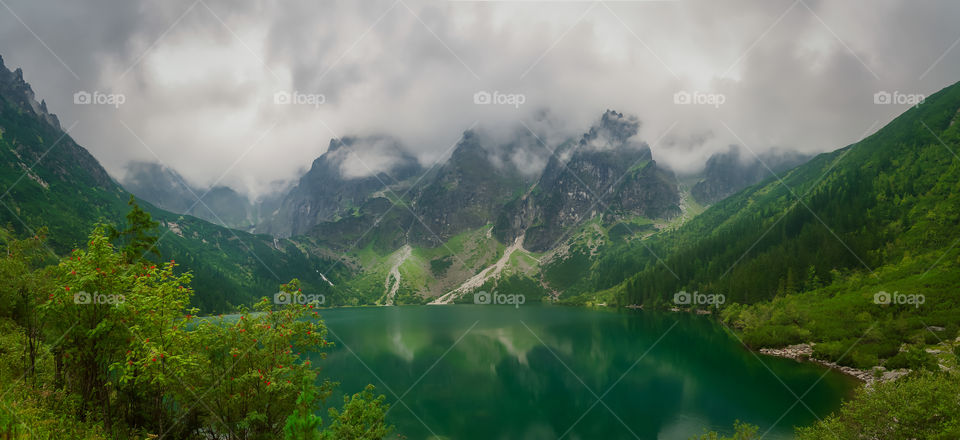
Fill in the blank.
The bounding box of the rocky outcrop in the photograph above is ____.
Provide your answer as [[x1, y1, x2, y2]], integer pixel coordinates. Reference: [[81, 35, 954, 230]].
[[759, 343, 910, 386], [0, 55, 61, 130], [259, 136, 422, 237], [268, 110, 682, 255], [407, 130, 534, 246], [506, 110, 681, 251], [0, 56, 114, 191]]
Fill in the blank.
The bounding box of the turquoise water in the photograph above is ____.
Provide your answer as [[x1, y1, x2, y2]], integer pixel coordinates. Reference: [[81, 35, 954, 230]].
[[310, 305, 855, 439]]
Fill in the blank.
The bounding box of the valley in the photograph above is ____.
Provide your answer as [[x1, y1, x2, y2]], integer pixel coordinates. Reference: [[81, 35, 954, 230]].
[[1, 4, 959, 434]]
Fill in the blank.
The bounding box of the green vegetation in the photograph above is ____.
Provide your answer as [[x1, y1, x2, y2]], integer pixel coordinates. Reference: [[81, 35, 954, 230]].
[[0, 88, 345, 314], [555, 81, 960, 368], [697, 371, 960, 439], [558, 82, 960, 436], [796, 371, 960, 439], [690, 420, 759, 440], [429, 256, 453, 275], [718, 251, 960, 369], [575, 81, 960, 311], [0, 207, 392, 439], [463, 273, 549, 304]]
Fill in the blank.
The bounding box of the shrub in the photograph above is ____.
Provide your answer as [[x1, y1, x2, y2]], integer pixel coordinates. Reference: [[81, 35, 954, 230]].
[[885, 347, 939, 371], [796, 371, 960, 439]]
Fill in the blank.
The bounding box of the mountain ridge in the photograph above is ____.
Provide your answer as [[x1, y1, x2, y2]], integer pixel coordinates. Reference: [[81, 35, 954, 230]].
[[0, 57, 341, 312]]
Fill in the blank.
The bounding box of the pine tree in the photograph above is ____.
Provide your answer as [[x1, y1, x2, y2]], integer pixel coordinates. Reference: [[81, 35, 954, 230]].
[[110, 195, 160, 263], [284, 374, 325, 440]]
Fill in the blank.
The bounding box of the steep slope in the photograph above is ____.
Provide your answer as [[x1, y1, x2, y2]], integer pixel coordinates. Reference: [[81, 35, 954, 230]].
[[626, 81, 960, 302], [279, 111, 683, 303], [259, 136, 422, 237], [408, 130, 535, 246], [555, 80, 960, 371], [496, 110, 681, 252], [0, 56, 341, 312], [599, 80, 960, 307], [258, 110, 685, 304]]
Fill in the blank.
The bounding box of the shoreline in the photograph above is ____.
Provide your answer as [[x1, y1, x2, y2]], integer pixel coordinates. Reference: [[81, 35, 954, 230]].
[[758, 343, 910, 386]]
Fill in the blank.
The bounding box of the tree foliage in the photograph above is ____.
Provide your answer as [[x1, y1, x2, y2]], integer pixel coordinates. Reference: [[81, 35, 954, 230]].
[[0, 206, 392, 439]]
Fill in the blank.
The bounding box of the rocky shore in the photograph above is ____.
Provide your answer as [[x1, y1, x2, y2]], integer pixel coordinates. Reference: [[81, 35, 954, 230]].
[[759, 343, 910, 386]]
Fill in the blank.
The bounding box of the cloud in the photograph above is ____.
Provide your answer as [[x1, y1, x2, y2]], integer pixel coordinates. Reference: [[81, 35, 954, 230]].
[[332, 137, 415, 180], [1, 0, 958, 197]]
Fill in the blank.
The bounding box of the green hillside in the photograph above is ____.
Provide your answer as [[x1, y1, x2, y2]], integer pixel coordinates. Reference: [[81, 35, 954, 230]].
[[0, 70, 344, 313], [565, 80, 960, 370]]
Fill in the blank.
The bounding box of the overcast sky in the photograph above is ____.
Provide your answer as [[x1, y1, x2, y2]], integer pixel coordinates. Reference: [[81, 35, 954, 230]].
[[2, 0, 958, 198]]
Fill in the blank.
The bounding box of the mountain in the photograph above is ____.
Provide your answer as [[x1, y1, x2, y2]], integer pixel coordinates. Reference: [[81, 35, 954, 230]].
[[691, 146, 810, 204], [407, 130, 541, 246], [121, 161, 274, 230], [2, 53, 691, 310], [274, 110, 683, 304], [258, 136, 422, 237], [498, 110, 680, 251], [559, 80, 960, 370], [282, 110, 682, 251], [605, 81, 960, 306], [0, 56, 341, 312]]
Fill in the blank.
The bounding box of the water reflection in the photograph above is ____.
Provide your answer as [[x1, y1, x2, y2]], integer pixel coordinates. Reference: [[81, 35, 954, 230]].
[[314, 305, 854, 440]]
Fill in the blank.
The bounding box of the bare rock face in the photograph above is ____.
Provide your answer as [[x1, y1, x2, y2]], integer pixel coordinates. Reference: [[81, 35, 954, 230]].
[[0, 57, 113, 191], [259, 136, 422, 237], [406, 130, 536, 246], [0, 56, 60, 130], [504, 110, 681, 251], [262, 110, 682, 254]]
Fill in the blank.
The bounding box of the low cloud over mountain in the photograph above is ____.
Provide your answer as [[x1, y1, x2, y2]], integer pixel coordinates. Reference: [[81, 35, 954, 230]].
[[2, 0, 959, 198]]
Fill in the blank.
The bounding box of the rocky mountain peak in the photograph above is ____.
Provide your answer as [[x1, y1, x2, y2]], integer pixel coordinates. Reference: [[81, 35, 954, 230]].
[[0, 57, 61, 130], [579, 110, 641, 150]]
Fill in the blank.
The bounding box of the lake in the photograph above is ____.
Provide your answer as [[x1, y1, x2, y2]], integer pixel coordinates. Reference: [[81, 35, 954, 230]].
[[311, 305, 856, 440]]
